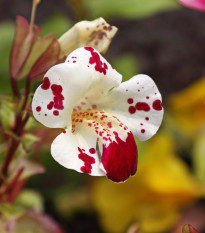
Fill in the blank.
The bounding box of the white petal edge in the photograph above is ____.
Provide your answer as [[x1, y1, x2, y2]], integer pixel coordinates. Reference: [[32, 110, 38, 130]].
[[93, 74, 164, 141]]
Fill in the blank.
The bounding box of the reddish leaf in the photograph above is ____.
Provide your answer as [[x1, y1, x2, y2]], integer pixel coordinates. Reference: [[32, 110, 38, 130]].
[[183, 224, 199, 233], [7, 178, 27, 203], [10, 16, 41, 80], [3, 168, 24, 195], [13, 209, 66, 233], [18, 32, 56, 80], [29, 39, 61, 80]]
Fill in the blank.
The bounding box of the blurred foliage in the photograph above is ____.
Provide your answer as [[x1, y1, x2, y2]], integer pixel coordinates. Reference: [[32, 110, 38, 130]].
[[0, 22, 14, 94], [41, 14, 72, 38], [83, 0, 180, 19], [16, 189, 44, 213], [112, 53, 139, 81]]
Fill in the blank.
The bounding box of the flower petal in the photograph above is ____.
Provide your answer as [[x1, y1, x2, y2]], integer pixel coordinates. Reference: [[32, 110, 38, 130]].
[[65, 47, 122, 96], [51, 110, 137, 182], [177, 0, 205, 11], [32, 63, 93, 128], [51, 126, 106, 177], [100, 130, 138, 182], [96, 74, 164, 141]]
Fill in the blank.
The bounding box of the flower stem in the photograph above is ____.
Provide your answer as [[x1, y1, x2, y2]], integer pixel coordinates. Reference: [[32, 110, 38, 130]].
[[29, 0, 40, 33], [10, 77, 19, 99], [21, 78, 31, 112], [0, 78, 31, 187]]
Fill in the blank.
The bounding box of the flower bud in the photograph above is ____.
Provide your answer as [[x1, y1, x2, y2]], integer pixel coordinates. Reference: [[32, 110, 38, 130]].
[[58, 17, 118, 58]]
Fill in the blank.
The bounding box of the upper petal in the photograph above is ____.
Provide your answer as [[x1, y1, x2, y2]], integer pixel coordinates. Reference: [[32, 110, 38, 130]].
[[96, 74, 164, 141], [32, 47, 122, 129], [32, 62, 93, 128], [65, 47, 122, 96]]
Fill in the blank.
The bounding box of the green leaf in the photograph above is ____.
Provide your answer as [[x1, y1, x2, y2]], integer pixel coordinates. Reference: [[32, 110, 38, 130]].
[[84, 0, 180, 19], [0, 98, 15, 130], [21, 133, 40, 152], [0, 203, 25, 220], [15, 189, 44, 213], [0, 22, 15, 94], [112, 53, 139, 81]]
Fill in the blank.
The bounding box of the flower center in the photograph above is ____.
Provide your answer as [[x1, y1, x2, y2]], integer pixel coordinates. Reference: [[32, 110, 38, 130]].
[[71, 110, 129, 145]]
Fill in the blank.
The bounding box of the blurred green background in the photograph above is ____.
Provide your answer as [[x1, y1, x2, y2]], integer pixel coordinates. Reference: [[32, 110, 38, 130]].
[[0, 0, 205, 233]]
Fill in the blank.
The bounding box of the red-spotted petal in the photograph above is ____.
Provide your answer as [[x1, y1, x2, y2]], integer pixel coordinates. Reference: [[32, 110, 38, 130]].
[[51, 126, 106, 176], [65, 47, 122, 94], [32, 63, 93, 128], [94, 74, 164, 141], [51, 110, 137, 182]]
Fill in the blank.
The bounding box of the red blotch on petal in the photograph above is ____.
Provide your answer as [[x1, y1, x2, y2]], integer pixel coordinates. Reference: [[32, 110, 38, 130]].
[[128, 106, 136, 114], [51, 84, 64, 110], [101, 132, 138, 182], [152, 99, 162, 111], [84, 47, 108, 75], [36, 106, 41, 112], [78, 147, 95, 174], [53, 110, 59, 116], [47, 101, 54, 110], [127, 98, 133, 104], [107, 122, 112, 128], [89, 148, 96, 154], [135, 102, 150, 112], [41, 77, 50, 90]]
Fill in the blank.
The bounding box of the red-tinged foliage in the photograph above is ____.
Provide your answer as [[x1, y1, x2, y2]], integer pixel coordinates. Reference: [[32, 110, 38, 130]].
[[11, 209, 66, 233], [183, 224, 199, 233], [18, 32, 56, 80], [10, 16, 41, 80], [29, 38, 61, 80]]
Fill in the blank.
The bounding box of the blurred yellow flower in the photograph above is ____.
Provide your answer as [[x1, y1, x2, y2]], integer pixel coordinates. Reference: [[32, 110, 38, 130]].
[[168, 77, 205, 135], [92, 133, 204, 233]]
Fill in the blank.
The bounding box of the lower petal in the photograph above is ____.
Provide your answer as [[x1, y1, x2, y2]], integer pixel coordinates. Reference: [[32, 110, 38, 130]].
[[51, 127, 105, 177], [100, 131, 138, 183], [51, 110, 138, 182]]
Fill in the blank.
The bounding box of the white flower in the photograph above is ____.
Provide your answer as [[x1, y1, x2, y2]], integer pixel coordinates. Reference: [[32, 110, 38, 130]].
[[32, 47, 163, 182]]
